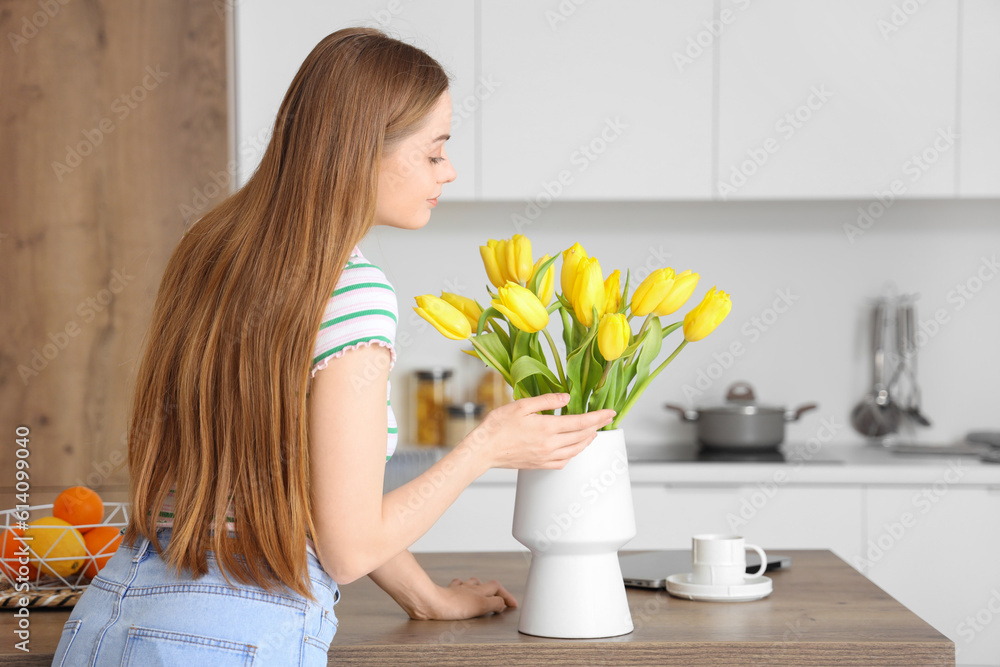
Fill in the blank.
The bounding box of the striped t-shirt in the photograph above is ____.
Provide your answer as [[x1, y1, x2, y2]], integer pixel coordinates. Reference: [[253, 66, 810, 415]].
[[155, 245, 398, 537]]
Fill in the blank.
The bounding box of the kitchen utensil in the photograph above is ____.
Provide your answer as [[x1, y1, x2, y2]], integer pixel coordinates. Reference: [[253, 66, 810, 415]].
[[902, 302, 931, 427], [664, 381, 818, 449], [850, 301, 901, 438]]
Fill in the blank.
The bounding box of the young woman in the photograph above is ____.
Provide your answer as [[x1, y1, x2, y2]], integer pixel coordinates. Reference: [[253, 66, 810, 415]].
[[53, 27, 616, 666]]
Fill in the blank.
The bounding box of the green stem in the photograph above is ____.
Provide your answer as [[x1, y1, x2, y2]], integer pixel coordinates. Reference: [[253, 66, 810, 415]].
[[468, 336, 514, 387], [610, 339, 688, 429], [541, 327, 566, 388]]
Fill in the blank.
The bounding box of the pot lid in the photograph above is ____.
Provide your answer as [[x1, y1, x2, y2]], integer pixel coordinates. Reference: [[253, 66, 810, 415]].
[[702, 382, 785, 415]]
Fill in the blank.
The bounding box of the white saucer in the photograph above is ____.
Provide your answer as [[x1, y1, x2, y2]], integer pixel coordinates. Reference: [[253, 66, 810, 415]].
[[665, 573, 772, 602]]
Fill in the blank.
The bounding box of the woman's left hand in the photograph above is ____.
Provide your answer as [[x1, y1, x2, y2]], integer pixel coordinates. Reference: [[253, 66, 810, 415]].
[[419, 576, 517, 620]]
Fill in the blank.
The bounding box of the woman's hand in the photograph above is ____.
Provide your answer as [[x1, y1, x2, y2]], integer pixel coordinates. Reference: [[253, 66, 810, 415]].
[[461, 393, 615, 470], [412, 576, 517, 621]]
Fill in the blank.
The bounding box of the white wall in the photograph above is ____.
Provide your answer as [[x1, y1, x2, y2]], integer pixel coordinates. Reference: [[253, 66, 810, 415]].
[[359, 199, 1000, 450]]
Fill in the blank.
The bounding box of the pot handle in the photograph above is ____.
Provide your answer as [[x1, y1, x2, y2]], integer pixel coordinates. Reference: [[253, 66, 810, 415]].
[[725, 381, 756, 403], [784, 403, 819, 422], [664, 404, 699, 422]]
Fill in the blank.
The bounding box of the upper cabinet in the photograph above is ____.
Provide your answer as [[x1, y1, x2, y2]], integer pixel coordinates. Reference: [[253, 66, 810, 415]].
[[717, 0, 957, 199], [235, 1, 996, 200], [959, 0, 1000, 197], [234, 1, 476, 199], [478, 1, 714, 200]]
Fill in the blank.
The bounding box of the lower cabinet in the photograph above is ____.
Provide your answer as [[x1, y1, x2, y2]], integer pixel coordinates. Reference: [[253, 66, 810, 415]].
[[411, 482, 863, 564], [629, 485, 863, 564], [863, 486, 1000, 667]]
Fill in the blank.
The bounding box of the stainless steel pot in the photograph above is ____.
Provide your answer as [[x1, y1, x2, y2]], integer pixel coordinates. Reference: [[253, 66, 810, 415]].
[[664, 381, 818, 449]]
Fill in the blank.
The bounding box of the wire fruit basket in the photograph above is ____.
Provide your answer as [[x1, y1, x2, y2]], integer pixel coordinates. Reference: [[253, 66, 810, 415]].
[[0, 502, 129, 607]]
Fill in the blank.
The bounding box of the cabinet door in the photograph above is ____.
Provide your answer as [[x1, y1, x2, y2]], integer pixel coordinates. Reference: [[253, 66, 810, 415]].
[[864, 486, 1000, 667], [234, 1, 476, 199], [631, 485, 863, 564], [411, 484, 523, 553], [479, 1, 714, 200], [717, 0, 958, 198], [959, 0, 1000, 196]]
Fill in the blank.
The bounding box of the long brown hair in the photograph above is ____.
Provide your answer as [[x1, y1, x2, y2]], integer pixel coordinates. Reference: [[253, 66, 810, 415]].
[[125, 27, 449, 597]]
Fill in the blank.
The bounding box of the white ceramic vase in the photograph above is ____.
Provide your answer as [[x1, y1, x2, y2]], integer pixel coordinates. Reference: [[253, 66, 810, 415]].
[[512, 428, 636, 639]]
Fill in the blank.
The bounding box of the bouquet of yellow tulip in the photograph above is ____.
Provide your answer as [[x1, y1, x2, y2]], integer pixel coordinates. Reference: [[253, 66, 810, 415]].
[[413, 234, 731, 430]]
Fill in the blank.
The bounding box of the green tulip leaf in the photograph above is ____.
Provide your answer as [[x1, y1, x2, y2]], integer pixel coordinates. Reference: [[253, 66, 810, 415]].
[[526, 254, 559, 295], [566, 346, 585, 414], [512, 356, 562, 393], [633, 316, 662, 391], [476, 306, 503, 336], [469, 332, 511, 377], [560, 307, 573, 353], [662, 321, 683, 338]]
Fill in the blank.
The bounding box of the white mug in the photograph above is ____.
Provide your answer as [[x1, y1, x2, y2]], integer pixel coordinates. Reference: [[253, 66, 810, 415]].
[[691, 534, 767, 585]]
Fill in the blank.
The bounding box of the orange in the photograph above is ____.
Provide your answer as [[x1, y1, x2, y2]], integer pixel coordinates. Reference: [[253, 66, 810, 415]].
[[24, 517, 86, 578], [53, 486, 104, 533], [83, 526, 123, 578], [0, 526, 37, 581]]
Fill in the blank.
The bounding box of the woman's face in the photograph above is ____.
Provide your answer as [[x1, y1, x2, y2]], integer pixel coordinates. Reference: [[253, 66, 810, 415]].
[[374, 91, 457, 229]]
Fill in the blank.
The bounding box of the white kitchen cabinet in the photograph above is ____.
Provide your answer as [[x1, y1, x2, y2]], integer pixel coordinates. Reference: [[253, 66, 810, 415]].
[[478, 0, 714, 200], [864, 486, 1000, 667], [234, 0, 476, 199], [412, 481, 864, 569], [717, 0, 958, 199], [630, 484, 863, 563], [411, 483, 523, 552], [959, 0, 1000, 197]]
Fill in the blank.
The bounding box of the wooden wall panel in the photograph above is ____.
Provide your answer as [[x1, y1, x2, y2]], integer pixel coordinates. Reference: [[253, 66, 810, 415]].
[[0, 0, 229, 500]]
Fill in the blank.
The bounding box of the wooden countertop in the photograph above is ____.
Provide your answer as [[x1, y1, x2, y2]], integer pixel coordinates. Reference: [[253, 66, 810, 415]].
[[0, 550, 953, 666]]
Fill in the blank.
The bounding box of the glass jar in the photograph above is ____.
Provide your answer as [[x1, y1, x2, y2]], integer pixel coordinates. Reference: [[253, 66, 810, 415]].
[[412, 368, 453, 446], [476, 368, 511, 413], [445, 402, 486, 447]]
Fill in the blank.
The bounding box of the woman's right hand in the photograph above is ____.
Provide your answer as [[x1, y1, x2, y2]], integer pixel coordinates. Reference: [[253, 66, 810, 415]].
[[460, 393, 616, 470]]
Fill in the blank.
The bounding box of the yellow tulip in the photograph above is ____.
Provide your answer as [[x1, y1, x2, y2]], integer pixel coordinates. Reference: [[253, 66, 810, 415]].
[[440, 292, 483, 332], [505, 234, 534, 284], [653, 270, 700, 316], [479, 239, 506, 288], [630, 268, 675, 317], [571, 257, 606, 327], [683, 287, 732, 342], [531, 254, 555, 306], [414, 295, 472, 340], [492, 282, 550, 333], [597, 313, 630, 361], [603, 269, 621, 314], [561, 242, 588, 297]]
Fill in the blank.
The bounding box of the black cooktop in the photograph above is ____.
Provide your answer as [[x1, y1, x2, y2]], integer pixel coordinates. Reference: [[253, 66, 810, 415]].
[[632, 444, 845, 464]]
